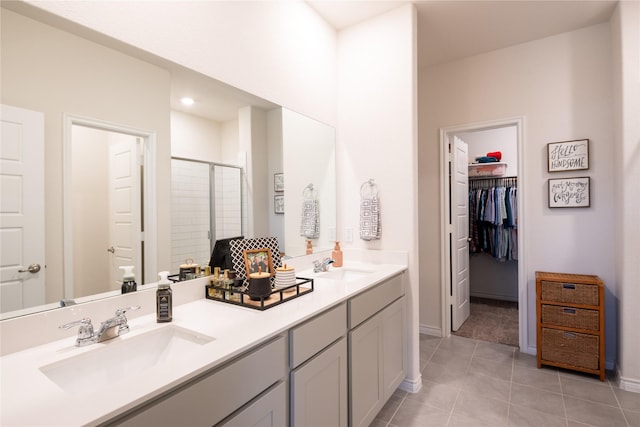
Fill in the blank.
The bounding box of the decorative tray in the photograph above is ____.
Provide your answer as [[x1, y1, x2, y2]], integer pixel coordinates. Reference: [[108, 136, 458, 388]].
[[205, 277, 314, 311]]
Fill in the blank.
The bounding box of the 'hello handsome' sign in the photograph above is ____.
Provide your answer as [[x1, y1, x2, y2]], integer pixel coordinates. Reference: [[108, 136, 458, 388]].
[[547, 139, 589, 172]]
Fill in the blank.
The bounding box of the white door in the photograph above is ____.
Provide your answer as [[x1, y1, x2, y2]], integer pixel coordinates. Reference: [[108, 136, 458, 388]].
[[109, 135, 142, 287], [0, 105, 45, 313], [451, 136, 470, 330]]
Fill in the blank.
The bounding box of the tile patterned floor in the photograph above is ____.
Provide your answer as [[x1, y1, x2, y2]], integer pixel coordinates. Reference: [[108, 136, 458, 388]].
[[371, 335, 640, 427]]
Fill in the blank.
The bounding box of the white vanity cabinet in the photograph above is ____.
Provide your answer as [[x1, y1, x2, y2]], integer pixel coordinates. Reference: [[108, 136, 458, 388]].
[[110, 335, 287, 427], [289, 303, 348, 427], [220, 381, 287, 427], [348, 273, 406, 427]]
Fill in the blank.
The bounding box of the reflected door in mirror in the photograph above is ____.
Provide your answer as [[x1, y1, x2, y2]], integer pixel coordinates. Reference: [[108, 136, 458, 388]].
[[0, 105, 46, 312]]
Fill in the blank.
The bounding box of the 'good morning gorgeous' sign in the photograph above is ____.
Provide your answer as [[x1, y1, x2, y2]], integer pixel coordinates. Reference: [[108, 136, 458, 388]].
[[548, 177, 590, 208], [547, 139, 589, 172]]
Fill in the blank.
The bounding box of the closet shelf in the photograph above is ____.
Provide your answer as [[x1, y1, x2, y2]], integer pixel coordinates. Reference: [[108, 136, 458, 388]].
[[468, 162, 507, 178]]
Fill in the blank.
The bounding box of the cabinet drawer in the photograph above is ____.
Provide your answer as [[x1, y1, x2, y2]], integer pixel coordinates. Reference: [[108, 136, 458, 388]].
[[349, 274, 404, 328], [290, 303, 346, 369], [540, 281, 599, 305], [541, 305, 599, 331], [541, 328, 599, 370], [220, 381, 287, 427], [115, 335, 287, 427]]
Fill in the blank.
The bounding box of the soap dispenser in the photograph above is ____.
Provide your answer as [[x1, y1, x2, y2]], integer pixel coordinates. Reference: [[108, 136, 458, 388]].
[[332, 241, 343, 268], [120, 266, 137, 294], [156, 271, 172, 323]]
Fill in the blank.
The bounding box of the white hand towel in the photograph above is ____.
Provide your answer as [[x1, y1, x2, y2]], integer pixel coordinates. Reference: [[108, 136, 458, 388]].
[[360, 195, 381, 240], [300, 199, 319, 238]]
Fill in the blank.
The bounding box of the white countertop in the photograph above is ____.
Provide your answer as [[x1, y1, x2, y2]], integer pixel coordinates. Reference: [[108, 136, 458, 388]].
[[0, 261, 406, 426]]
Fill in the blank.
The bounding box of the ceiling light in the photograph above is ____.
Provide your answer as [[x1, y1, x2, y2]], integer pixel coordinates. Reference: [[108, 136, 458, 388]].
[[180, 97, 195, 106]]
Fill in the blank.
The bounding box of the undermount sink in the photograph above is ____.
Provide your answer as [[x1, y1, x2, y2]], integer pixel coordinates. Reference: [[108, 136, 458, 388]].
[[316, 268, 374, 282], [40, 325, 214, 394]]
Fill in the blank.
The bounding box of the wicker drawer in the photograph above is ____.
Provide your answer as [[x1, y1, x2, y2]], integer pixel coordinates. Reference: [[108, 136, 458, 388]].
[[541, 305, 599, 331], [541, 328, 599, 370], [540, 281, 599, 305]]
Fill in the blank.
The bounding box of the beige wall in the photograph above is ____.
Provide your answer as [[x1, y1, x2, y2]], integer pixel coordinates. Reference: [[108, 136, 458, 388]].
[[337, 4, 420, 389], [611, 0, 640, 391], [170, 110, 222, 162], [1, 9, 172, 303], [419, 23, 617, 364]]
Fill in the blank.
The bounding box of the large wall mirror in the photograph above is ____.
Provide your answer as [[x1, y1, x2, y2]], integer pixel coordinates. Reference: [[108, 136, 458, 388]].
[[0, 3, 336, 319]]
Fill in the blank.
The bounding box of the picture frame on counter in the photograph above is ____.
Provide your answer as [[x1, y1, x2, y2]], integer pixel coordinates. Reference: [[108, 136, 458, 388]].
[[547, 139, 589, 172], [274, 195, 284, 214], [548, 177, 590, 208], [274, 173, 284, 192], [243, 248, 274, 276]]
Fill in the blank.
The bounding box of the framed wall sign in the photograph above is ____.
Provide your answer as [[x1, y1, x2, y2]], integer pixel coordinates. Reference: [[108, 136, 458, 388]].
[[274, 195, 284, 214], [548, 177, 590, 208], [274, 173, 284, 192], [547, 139, 589, 172]]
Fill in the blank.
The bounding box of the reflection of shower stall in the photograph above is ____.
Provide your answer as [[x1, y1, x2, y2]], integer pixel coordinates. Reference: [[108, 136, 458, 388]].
[[170, 158, 244, 271]]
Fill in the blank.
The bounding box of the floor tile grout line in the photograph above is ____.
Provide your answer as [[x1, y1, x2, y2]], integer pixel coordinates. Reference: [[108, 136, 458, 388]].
[[558, 370, 571, 427], [606, 379, 631, 427], [385, 393, 408, 427], [505, 346, 515, 426], [445, 338, 478, 427]]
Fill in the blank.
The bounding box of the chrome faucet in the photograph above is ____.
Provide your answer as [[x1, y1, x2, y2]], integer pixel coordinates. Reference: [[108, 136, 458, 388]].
[[313, 258, 335, 273], [60, 306, 140, 347]]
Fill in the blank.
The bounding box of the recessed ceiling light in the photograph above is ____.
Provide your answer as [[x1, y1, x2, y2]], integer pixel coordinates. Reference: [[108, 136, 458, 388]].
[[180, 97, 195, 106]]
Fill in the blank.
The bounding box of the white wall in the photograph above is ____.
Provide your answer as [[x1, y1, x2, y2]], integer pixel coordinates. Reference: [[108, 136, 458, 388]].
[[337, 4, 420, 391], [28, 1, 338, 127], [419, 23, 616, 363], [71, 126, 110, 296], [611, 0, 640, 391], [282, 109, 336, 256], [459, 126, 518, 175], [267, 109, 285, 253], [170, 110, 222, 161]]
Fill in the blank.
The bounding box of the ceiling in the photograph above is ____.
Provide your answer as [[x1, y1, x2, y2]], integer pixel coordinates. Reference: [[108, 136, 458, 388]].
[[174, 0, 618, 120], [307, 0, 618, 68]]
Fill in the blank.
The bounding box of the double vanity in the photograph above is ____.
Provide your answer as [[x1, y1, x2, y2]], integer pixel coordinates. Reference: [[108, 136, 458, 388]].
[[0, 252, 407, 426]]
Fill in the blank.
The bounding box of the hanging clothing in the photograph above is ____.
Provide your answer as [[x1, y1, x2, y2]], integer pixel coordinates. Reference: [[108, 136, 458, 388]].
[[468, 182, 518, 261]]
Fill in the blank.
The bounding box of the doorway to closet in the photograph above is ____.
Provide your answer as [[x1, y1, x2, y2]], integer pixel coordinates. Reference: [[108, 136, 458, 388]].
[[440, 117, 528, 351]]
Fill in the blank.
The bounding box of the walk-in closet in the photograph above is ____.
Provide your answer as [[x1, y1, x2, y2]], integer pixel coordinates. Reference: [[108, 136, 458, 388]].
[[452, 125, 520, 347]]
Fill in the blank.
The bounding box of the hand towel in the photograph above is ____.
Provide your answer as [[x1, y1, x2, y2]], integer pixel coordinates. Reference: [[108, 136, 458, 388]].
[[300, 199, 319, 238], [360, 195, 381, 241]]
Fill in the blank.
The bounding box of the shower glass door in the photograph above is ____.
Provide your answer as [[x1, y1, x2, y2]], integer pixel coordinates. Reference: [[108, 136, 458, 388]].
[[170, 158, 243, 272]]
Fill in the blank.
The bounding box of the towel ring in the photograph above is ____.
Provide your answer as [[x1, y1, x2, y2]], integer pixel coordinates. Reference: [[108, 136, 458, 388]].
[[303, 183, 316, 199], [360, 179, 378, 197]]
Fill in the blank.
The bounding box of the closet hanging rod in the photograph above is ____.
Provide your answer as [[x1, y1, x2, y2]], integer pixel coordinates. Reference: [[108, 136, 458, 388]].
[[469, 176, 517, 189]]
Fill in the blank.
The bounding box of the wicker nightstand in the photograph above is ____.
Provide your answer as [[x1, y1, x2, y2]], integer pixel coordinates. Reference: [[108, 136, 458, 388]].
[[536, 271, 605, 381]]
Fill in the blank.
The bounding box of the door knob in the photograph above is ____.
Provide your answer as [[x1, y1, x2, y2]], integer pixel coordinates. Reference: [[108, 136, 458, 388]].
[[18, 263, 41, 274]]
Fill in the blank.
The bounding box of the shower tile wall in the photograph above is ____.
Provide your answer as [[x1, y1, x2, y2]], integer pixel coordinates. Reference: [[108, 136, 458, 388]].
[[213, 166, 242, 238], [171, 160, 211, 271]]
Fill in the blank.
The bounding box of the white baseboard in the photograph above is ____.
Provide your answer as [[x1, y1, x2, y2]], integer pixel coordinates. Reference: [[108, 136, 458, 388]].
[[419, 324, 442, 337], [399, 375, 422, 393], [617, 370, 640, 393]]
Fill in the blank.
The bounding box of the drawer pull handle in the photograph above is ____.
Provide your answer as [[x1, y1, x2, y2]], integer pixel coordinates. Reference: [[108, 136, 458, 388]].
[[563, 308, 577, 315], [563, 283, 576, 290], [563, 332, 577, 339]]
